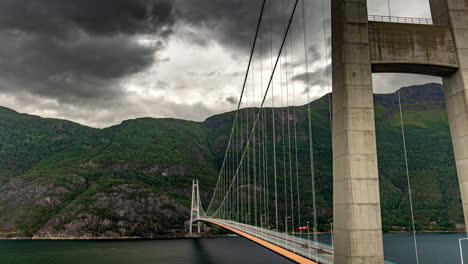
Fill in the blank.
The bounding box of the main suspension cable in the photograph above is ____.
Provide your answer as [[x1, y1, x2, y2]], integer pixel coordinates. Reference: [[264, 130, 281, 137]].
[[205, 0, 300, 218], [204, 0, 267, 215]]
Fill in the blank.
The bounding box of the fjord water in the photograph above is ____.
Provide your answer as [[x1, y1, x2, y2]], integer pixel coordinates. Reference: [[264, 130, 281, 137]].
[[0, 233, 466, 264]]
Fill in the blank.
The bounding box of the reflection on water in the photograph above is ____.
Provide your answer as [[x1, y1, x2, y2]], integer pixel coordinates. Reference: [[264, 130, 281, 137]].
[[313, 232, 467, 264], [0, 233, 466, 264], [383, 233, 467, 264], [0, 237, 293, 264]]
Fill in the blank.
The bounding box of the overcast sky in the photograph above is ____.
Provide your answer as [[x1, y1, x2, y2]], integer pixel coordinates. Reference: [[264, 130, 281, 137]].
[[0, 0, 440, 128]]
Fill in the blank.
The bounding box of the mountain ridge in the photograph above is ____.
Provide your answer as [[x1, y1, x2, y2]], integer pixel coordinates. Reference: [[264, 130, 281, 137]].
[[0, 82, 444, 130], [0, 82, 463, 238]]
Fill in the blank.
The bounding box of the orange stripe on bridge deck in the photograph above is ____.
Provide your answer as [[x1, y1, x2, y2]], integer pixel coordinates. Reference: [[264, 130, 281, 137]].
[[201, 219, 317, 264]]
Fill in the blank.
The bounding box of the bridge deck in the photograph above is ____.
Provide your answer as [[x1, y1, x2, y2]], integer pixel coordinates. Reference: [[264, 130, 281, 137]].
[[197, 218, 398, 264], [198, 218, 333, 264]]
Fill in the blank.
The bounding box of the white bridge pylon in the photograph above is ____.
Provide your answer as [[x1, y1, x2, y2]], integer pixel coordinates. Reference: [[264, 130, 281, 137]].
[[189, 179, 201, 234]]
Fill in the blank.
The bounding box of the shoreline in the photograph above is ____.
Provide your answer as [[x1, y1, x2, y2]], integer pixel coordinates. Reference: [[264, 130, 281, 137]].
[[384, 229, 464, 234], [0, 233, 238, 241], [1, 230, 464, 240]]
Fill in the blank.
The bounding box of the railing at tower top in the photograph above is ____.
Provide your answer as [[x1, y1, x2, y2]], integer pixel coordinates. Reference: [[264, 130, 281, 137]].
[[368, 15, 433, 25]]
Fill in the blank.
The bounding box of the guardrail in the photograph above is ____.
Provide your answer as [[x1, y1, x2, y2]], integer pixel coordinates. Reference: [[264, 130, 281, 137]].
[[205, 218, 335, 264], [201, 218, 400, 264], [368, 15, 433, 25]]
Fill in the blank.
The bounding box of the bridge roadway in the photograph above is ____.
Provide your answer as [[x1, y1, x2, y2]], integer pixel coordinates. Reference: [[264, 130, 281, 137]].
[[197, 218, 398, 264], [198, 218, 333, 264]]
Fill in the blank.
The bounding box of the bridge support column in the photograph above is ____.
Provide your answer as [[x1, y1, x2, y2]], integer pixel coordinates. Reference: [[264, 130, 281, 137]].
[[189, 180, 201, 234], [331, 0, 384, 263], [430, 0, 468, 233]]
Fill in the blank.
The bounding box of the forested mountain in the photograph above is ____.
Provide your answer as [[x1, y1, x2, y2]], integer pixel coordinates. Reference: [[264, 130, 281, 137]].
[[0, 83, 463, 238]]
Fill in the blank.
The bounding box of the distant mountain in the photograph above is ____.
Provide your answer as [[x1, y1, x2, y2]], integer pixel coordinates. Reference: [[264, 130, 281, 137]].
[[0, 83, 463, 238]]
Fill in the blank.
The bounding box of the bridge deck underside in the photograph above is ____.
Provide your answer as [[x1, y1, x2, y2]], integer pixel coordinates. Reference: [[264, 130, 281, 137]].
[[368, 21, 458, 77]]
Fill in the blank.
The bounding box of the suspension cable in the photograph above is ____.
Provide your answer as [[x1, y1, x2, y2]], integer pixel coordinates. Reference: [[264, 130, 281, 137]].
[[301, 0, 318, 261], [247, 72, 251, 224], [228, 142, 231, 220], [270, 0, 279, 233], [281, 0, 289, 244], [204, 0, 267, 215], [321, 0, 333, 247], [253, 43, 258, 228], [259, 19, 265, 231], [286, 13, 295, 241], [291, 10, 302, 240], [387, 0, 392, 17], [265, 0, 272, 229], [397, 89, 420, 264], [237, 108, 240, 222], [321, 0, 332, 132], [205, 0, 300, 218], [240, 104, 244, 223], [287, 13, 298, 243]]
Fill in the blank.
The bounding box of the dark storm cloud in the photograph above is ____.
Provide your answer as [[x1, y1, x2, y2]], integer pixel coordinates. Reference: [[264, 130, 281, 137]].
[[0, 0, 175, 103], [175, 0, 313, 55], [225, 96, 238, 105], [0, 0, 175, 37], [309, 45, 322, 63], [281, 44, 323, 69], [175, 0, 263, 51], [0, 0, 435, 129], [0, 0, 332, 127], [0, 0, 323, 105], [0, 34, 159, 103], [292, 64, 330, 93]]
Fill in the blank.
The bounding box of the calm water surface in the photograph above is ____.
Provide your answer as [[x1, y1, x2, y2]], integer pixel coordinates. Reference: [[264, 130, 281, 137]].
[[0, 233, 467, 264]]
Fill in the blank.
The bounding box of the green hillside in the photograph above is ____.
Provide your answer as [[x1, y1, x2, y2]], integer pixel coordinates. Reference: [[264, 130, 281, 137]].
[[0, 83, 463, 238]]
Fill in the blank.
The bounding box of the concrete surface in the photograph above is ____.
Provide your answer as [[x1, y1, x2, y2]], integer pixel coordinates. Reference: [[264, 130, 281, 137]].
[[369, 21, 458, 76], [331, 0, 385, 263], [429, 0, 468, 234]]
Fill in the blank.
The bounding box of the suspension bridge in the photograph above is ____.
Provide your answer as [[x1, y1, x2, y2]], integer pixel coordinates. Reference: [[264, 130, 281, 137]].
[[188, 0, 468, 263]]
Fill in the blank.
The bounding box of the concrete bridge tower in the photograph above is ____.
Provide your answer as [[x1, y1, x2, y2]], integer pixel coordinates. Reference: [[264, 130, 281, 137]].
[[189, 180, 201, 234], [331, 0, 468, 263]]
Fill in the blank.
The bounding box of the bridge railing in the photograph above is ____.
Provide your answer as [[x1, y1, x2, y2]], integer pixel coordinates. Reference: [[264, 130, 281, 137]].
[[199, 217, 400, 264], [368, 15, 433, 25], [207, 218, 335, 264]]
